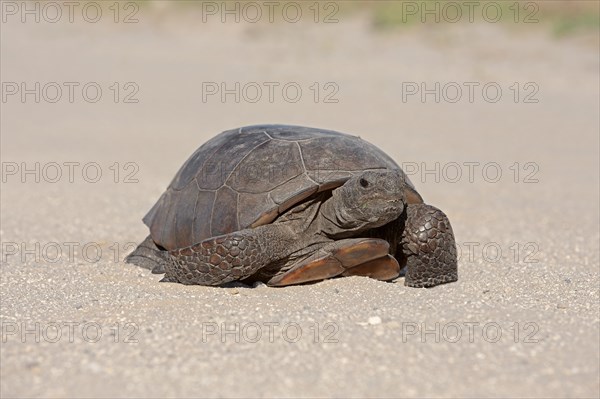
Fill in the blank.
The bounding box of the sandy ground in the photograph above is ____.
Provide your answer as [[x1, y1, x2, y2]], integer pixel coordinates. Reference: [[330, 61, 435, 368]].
[[1, 4, 599, 398]]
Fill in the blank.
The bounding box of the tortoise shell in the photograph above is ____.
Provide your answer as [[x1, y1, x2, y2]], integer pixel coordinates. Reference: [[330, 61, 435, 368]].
[[144, 125, 420, 250]]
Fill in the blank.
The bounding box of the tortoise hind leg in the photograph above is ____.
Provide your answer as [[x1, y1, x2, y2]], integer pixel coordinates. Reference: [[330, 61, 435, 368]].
[[401, 204, 458, 288], [125, 235, 169, 274], [268, 238, 399, 286]]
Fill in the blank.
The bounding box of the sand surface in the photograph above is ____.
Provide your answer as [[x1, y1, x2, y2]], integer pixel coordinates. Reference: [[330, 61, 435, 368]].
[[1, 5, 599, 398]]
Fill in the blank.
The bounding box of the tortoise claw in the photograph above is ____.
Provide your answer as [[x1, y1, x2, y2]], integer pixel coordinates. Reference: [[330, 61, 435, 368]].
[[341, 255, 400, 281], [268, 238, 398, 286]]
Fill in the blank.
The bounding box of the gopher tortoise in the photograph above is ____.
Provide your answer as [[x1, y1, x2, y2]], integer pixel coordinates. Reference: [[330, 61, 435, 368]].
[[126, 125, 457, 288]]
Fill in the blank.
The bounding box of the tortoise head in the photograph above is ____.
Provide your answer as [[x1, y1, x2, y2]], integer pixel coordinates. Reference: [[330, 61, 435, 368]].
[[325, 170, 406, 235]]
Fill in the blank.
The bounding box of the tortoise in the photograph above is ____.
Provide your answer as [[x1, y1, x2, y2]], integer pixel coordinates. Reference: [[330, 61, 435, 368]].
[[126, 124, 457, 288]]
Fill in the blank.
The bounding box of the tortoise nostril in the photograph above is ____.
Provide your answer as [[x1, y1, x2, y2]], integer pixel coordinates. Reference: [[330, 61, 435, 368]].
[[360, 178, 369, 188]]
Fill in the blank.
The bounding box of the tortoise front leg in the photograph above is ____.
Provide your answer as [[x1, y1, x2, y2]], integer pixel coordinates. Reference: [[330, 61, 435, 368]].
[[164, 224, 297, 286], [400, 204, 458, 288]]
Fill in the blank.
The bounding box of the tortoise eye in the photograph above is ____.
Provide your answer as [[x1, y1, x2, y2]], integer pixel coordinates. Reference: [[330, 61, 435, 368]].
[[359, 178, 369, 188]]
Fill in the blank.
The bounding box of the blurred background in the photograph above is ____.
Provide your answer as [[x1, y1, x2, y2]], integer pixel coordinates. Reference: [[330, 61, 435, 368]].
[[2, 0, 598, 249]]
